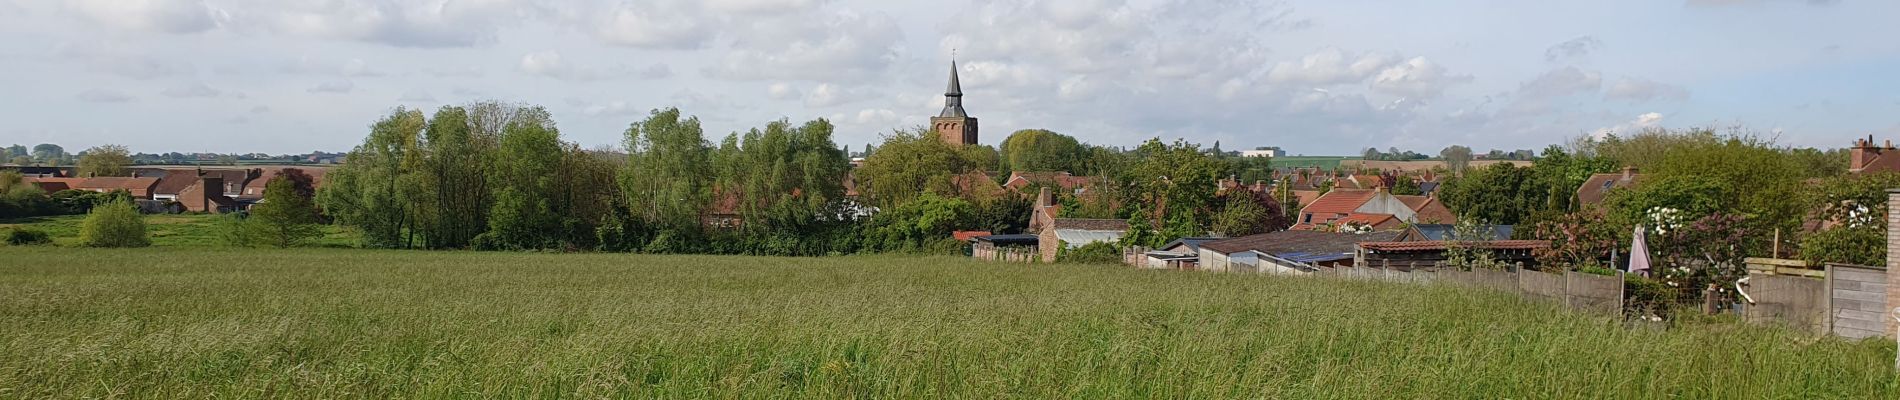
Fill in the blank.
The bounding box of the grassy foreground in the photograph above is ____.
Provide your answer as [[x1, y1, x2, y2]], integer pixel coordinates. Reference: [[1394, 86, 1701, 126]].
[[0, 248, 1895, 398]]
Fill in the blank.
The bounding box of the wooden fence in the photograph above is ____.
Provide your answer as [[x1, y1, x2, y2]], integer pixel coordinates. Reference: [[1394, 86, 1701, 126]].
[[1314, 265, 1626, 315]]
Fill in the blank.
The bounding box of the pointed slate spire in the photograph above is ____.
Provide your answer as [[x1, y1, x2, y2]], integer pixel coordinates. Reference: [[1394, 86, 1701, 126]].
[[939, 60, 967, 118]]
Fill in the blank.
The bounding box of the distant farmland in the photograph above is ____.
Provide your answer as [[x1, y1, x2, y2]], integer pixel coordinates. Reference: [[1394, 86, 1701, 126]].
[[1, 248, 1893, 398]]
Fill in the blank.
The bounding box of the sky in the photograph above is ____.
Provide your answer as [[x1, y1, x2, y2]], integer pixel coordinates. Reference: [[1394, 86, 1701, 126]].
[[1, 0, 1896, 156]]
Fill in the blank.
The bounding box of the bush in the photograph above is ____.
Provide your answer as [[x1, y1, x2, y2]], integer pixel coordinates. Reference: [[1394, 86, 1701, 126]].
[[4, 228, 52, 246], [215, 213, 253, 247], [79, 198, 149, 248], [1059, 241, 1122, 264]]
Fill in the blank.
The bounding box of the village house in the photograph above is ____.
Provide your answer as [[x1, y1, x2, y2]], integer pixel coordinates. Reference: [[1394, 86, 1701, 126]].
[[1196, 230, 1405, 274], [1140, 237, 1220, 269], [1847, 136, 1900, 174], [1576, 166, 1643, 206], [1396, 224, 1515, 242], [23, 176, 161, 199], [969, 234, 1039, 262], [1290, 188, 1456, 231], [1027, 187, 1127, 262], [1354, 240, 1549, 270]]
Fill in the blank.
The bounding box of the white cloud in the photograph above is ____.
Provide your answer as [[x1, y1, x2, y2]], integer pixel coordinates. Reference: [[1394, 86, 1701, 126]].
[[1518, 67, 1603, 99], [257, 0, 524, 47], [1605, 77, 1691, 102], [804, 83, 869, 107], [1545, 36, 1603, 63], [767, 83, 801, 100], [582, 101, 642, 117], [397, 89, 436, 102], [1592, 112, 1665, 139], [160, 82, 223, 98], [638, 63, 673, 79], [518, 50, 656, 81], [706, 9, 903, 81], [705, 0, 824, 14], [283, 56, 385, 77], [76, 88, 134, 103], [585, 0, 715, 49], [1266, 48, 1398, 86], [423, 67, 485, 78], [307, 80, 354, 94], [850, 108, 899, 125], [55, 42, 191, 79], [1370, 57, 1471, 99], [67, 0, 223, 34]]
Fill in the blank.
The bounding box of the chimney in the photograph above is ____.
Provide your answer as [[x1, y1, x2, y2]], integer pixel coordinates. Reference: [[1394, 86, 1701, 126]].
[[1036, 187, 1053, 209], [1622, 166, 1638, 180], [1852, 138, 1880, 173]]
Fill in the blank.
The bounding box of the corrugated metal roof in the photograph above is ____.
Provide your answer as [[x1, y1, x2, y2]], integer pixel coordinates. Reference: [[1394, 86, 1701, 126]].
[[1054, 229, 1124, 248], [1269, 251, 1354, 263], [1359, 240, 1548, 252]]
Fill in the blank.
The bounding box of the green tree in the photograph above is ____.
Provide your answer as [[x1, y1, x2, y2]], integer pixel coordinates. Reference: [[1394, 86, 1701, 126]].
[[999, 129, 1089, 174], [418, 105, 498, 249], [31, 144, 63, 164], [1440, 145, 1473, 175], [1799, 172, 1900, 266], [1437, 163, 1538, 225], [480, 107, 566, 250], [859, 193, 974, 253], [317, 107, 428, 248], [1210, 190, 1288, 237], [80, 198, 148, 247], [620, 108, 714, 234], [76, 144, 133, 177], [247, 176, 324, 248], [1126, 139, 1226, 232], [856, 127, 978, 209], [1787, 147, 1848, 179], [1389, 176, 1422, 196], [1528, 146, 1616, 212]]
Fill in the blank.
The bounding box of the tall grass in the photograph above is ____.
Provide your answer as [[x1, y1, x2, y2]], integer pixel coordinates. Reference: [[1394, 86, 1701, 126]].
[[0, 248, 1894, 398]]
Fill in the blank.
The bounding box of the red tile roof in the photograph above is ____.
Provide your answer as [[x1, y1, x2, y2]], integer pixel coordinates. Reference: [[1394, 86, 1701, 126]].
[[1576, 170, 1642, 205], [25, 177, 159, 198], [1396, 195, 1457, 224], [953, 231, 993, 241], [1337, 213, 1397, 227], [1301, 189, 1376, 216], [1358, 240, 1550, 252]]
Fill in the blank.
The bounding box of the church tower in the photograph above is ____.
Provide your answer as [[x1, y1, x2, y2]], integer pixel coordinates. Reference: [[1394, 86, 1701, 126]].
[[931, 60, 979, 148]]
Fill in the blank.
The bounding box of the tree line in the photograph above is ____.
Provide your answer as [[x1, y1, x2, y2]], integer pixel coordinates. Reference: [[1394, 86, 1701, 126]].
[[308, 102, 1294, 258]]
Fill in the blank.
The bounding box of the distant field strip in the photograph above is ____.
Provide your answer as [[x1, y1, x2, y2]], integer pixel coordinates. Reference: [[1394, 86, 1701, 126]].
[[0, 248, 1894, 398]]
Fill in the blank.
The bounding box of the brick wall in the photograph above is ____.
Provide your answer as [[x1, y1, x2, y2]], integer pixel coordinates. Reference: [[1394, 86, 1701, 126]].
[[1885, 190, 1900, 337]]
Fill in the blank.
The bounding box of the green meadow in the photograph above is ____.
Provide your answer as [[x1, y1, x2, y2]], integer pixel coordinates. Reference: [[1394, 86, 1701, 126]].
[[0, 247, 1894, 398]]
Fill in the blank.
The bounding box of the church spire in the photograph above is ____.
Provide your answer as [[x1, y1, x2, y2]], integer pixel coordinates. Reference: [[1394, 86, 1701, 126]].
[[939, 60, 967, 118]]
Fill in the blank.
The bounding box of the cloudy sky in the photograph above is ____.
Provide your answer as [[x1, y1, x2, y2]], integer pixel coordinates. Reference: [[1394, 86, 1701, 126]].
[[2, 0, 1896, 155]]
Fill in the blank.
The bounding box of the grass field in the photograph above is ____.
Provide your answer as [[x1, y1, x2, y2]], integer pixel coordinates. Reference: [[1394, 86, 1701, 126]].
[[0, 214, 359, 247], [1, 248, 1896, 398]]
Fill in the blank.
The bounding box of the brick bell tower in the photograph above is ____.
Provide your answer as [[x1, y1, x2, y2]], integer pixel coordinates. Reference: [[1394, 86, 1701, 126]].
[[932, 60, 978, 148]]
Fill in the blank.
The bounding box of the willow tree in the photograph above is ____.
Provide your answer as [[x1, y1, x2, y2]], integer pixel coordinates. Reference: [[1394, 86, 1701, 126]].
[[619, 108, 713, 234], [76, 144, 133, 177], [318, 108, 428, 248]]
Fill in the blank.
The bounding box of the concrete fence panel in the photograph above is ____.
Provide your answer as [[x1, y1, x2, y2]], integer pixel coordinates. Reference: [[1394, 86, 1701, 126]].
[[1828, 264, 1890, 339], [1518, 269, 1566, 303], [1564, 271, 1624, 315], [1475, 268, 1517, 292], [1745, 275, 1828, 335]]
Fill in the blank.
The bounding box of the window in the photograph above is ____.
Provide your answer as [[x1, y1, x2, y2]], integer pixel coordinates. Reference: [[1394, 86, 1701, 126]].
[[1601, 180, 1614, 189], [1303, 214, 1312, 223]]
